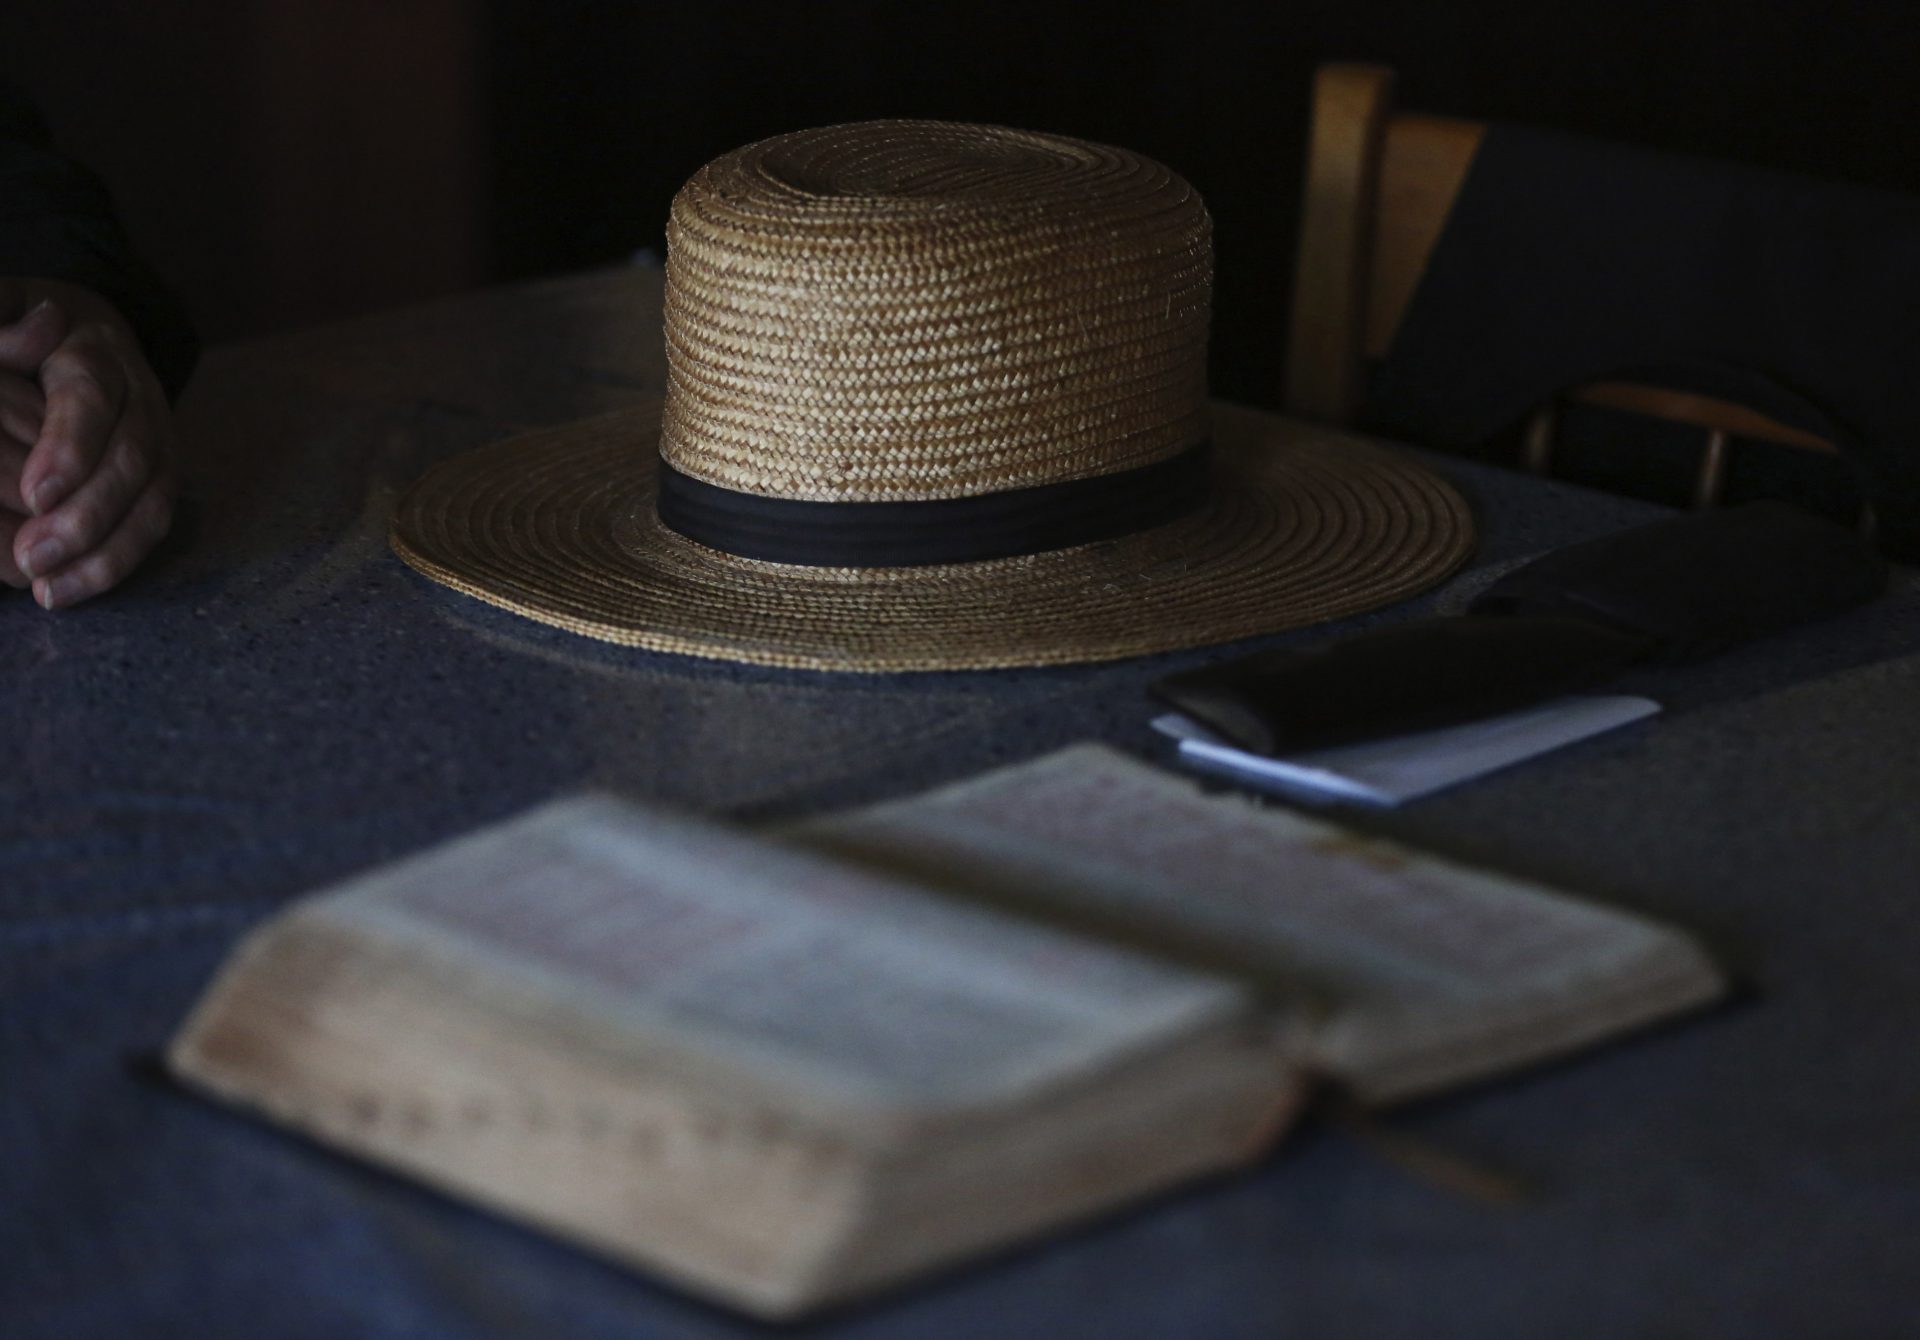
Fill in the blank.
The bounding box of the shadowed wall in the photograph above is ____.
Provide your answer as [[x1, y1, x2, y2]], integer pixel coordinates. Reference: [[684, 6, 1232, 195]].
[[4, 1, 1915, 407]]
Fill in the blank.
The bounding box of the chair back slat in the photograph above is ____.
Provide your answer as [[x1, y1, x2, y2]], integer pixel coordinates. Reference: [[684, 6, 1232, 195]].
[[1284, 64, 1396, 422], [1365, 113, 1485, 361], [1287, 61, 1844, 514]]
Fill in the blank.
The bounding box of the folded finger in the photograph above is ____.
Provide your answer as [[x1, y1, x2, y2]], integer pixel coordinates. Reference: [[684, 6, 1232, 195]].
[[0, 373, 45, 447], [0, 441, 26, 512], [25, 343, 128, 515], [31, 474, 174, 609], [0, 514, 24, 589], [14, 419, 165, 582], [0, 297, 69, 373]]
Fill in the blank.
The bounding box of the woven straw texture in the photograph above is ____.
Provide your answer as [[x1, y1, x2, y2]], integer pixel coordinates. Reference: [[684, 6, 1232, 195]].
[[392, 120, 1476, 670], [392, 400, 1475, 672], [661, 121, 1212, 501]]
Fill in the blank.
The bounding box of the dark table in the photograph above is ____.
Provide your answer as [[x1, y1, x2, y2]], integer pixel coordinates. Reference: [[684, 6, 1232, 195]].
[[6, 268, 1918, 1340]]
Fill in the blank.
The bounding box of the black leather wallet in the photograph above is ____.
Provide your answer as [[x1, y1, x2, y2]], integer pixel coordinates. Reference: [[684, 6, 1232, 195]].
[[1151, 502, 1887, 756]]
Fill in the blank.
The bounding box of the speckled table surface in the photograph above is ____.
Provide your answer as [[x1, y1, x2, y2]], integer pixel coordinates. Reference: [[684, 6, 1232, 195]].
[[5, 268, 1918, 1340]]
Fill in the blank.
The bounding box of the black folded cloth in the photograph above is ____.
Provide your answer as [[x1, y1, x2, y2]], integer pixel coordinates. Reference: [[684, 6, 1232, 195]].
[[1152, 503, 1886, 757], [1364, 123, 1920, 560]]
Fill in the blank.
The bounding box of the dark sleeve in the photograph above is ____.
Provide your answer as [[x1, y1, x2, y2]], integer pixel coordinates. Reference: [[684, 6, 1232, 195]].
[[0, 81, 199, 400]]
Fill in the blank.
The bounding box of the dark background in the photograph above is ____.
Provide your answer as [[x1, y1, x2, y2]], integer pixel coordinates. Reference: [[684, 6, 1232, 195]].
[[3, 0, 1916, 405]]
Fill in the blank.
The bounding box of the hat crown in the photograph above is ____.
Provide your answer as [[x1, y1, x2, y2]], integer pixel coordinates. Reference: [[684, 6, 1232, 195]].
[[659, 120, 1212, 503]]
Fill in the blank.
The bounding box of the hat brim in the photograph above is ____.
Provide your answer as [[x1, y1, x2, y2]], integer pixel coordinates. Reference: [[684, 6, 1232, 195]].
[[390, 401, 1475, 672]]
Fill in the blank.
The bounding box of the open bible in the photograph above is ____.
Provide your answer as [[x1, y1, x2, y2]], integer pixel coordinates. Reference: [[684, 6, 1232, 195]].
[[168, 747, 1723, 1318]]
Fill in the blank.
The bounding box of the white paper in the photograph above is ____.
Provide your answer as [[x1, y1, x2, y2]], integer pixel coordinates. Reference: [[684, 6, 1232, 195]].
[[1152, 695, 1660, 807]]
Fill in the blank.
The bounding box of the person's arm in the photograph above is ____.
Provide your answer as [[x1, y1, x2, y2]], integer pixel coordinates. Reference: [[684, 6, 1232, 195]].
[[0, 81, 197, 608]]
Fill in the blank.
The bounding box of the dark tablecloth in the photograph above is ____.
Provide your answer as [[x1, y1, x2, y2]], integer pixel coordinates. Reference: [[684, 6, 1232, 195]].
[[5, 270, 1918, 1340]]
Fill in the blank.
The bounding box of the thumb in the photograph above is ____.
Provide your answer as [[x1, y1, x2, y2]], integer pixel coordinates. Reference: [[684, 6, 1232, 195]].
[[0, 295, 71, 374]]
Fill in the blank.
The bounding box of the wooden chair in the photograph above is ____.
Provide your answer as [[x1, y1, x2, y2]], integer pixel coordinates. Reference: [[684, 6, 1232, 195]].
[[1283, 63, 1851, 517]]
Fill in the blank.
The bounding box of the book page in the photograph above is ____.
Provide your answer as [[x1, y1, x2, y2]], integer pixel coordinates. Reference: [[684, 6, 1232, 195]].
[[792, 746, 1723, 1103], [321, 795, 1251, 1120]]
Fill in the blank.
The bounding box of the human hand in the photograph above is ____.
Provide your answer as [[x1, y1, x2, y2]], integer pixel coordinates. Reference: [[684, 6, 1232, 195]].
[[0, 278, 177, 608], [0, 370, 46, 588]]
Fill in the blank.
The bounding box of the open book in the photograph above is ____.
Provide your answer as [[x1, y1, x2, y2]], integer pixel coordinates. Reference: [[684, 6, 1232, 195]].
[[168, 747, 1722, 1319]]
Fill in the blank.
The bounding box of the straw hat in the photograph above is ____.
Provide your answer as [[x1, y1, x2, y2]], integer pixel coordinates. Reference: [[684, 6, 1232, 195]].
[[392, 120, 1474, 671]]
